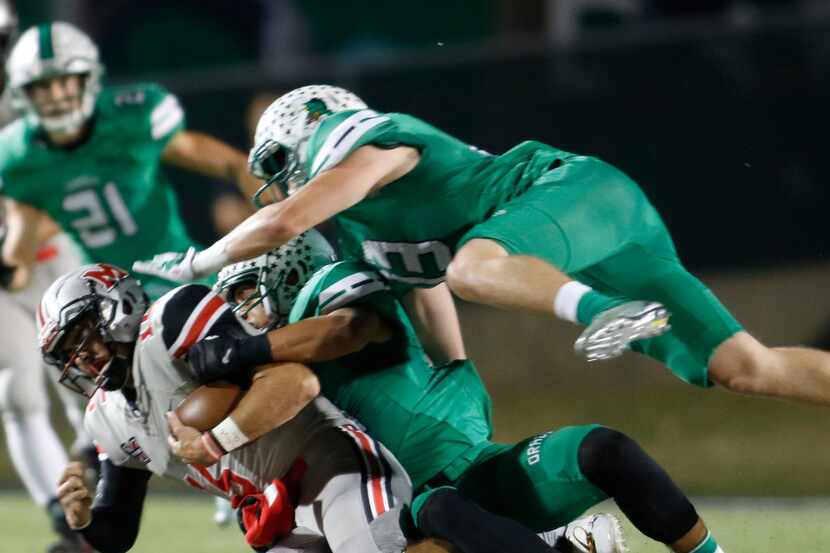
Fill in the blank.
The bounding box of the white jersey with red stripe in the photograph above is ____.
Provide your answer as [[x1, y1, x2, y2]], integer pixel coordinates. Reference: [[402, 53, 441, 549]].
[[85, 284, 350, 493], [84, 284, 411, 553]]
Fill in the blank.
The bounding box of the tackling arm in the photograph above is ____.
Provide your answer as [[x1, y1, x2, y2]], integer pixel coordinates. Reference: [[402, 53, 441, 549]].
[[187, 306, 394, 384], [134, 145, 418, 281], [161, 130, 266, 201], [168, 361, 321, 465]]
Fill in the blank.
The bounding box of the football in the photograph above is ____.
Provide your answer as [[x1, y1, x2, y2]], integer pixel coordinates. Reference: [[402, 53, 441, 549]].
[[175, 381, 244, 431]]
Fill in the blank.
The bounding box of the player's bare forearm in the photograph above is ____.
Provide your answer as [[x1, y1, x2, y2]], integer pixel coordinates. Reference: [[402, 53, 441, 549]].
[[402, 284, 467, 364], [231, 362, 319, 440], [192, 145, 416, 273], [161, 130, 264, 199], [264, 307, 394, 364]]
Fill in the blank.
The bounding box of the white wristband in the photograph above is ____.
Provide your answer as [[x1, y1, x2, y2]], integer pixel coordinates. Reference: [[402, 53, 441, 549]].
[[191, 241, 231, 277], [211, 416, 250, 452], [553, 281, 592, 323]]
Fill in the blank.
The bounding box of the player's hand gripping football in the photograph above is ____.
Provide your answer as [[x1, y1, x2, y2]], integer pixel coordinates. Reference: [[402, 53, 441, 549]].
[[132, 247, 199, 283], [167, 411, 219, 466], [56, 462, 93, 529]]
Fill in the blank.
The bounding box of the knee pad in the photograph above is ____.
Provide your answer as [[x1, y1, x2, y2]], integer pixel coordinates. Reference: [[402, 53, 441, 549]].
[[577, 427, 644, 487]]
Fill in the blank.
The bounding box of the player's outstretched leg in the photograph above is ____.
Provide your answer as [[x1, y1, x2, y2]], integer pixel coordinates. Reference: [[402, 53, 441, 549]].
[[709, 331, 830, 405], [578, 427, 726, 553], [446, 239, 670, 359]]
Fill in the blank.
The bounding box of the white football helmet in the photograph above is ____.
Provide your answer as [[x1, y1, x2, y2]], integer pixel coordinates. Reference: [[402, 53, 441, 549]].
[[6, 21, 103, 134], [0, 0, 18, 63], [215, 230, 336, 330], [248, 84, 367, 204], [38, 263, 148, 396]]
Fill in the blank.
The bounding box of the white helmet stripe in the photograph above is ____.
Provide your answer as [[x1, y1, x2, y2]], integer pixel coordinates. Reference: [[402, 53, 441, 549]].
[[310, 109, 389, 177], [318, 271, 388, 314]]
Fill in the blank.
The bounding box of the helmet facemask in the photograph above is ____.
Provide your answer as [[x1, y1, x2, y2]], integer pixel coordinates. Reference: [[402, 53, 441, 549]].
[[249, 139, 306, 208], [47, 295, 131, 398], [39, 264, 147, 398], [248, 85, 368, 206]]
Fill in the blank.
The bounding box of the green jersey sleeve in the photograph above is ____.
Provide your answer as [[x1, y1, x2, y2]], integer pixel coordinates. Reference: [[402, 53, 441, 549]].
[[305, 109, 431, 180], [288, 260, 394, 323], [105, 82, 186, 150]]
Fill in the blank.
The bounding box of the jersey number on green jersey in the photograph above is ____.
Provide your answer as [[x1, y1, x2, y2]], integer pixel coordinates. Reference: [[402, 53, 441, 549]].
[[63, 183, 138, 248], [362, 240, 451, 285]]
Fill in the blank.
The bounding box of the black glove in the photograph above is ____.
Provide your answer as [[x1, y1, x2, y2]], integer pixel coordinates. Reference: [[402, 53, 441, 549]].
[[188, 334, 272, 385]]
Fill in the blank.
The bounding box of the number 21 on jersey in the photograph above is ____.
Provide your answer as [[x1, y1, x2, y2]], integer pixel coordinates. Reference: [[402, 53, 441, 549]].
[[63, 182, 138, 248]]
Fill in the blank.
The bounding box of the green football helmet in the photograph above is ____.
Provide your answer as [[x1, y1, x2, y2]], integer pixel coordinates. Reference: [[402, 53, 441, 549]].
[[6, 21, 103, 134], [248, 85, 367, 205], [215, 229, 337, 330]]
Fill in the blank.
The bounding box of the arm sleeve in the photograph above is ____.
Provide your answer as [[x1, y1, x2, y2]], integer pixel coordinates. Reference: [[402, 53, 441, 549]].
[[79, 460, 152, 553]]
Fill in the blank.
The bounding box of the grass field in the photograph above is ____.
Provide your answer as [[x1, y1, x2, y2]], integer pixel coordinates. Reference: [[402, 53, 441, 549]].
[[4, 491, 830, 553]]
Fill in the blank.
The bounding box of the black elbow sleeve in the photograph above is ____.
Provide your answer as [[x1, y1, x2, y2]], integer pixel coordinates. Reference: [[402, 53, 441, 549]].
[[79, 461, 152, 553]]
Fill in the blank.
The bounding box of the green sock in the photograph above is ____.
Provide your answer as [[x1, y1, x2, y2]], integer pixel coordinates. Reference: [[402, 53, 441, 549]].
[[689, 531, 724, 553], [575, 290, 626, 325]]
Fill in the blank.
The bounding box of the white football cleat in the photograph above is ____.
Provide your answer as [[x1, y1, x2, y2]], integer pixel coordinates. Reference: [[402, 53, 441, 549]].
[[538, 513, 628, 553], [574, 301, 671, 362], [213, 496, 233, 527]]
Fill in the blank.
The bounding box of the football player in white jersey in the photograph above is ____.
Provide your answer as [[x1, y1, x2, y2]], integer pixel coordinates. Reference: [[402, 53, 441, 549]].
[[39, 264, 413, 553], [0, 4, 98, 553]]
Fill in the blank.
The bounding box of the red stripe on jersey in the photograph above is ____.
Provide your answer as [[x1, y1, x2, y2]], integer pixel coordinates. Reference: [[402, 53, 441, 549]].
[[191, 464, 259, 503], [139, 326, 153, 342], [343, 424, 389, 518], [173, 295, 226, 358], [184, 475, 207, 491]]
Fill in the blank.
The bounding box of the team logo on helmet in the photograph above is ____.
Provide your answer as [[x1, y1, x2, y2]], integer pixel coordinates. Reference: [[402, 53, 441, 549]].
[[82, 264, 128, 291], [304, 98, 331, 124]]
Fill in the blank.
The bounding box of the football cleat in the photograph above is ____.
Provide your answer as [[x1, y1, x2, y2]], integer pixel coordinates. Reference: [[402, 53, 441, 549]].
[[538, 513, 628, 553], [213, 496, 233, 527], [574, 301, 671, 362]]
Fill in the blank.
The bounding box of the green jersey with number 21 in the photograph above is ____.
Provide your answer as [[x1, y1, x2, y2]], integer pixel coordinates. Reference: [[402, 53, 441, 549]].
[[0, 83, 197, 295], [304, 109, 572, 294]]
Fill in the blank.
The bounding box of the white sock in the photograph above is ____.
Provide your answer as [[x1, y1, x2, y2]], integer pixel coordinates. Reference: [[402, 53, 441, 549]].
[[553, 281, 592, 323], [3, 411, 69, 506]]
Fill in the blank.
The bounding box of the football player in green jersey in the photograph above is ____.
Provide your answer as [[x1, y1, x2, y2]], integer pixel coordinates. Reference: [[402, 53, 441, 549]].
[[137, 84, 830, 409], [0, 21, 261, 301], [169, 232, 728, 553]]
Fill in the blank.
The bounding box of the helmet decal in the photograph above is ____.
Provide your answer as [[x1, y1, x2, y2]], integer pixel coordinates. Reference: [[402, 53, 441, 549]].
[[82, 264, 128, 291]]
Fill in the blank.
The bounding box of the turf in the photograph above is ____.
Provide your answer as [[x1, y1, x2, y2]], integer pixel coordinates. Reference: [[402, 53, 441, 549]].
[[4, 491, 830, 553]]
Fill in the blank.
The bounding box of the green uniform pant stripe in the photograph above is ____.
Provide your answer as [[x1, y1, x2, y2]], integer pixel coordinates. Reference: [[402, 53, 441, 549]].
[[38, 23, 54, 60]]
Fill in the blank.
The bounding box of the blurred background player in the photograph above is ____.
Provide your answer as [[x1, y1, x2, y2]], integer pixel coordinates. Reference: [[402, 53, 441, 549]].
[[0, 20, 263, 528], [0, 21, 261, 299], [0, 5, 97, 553]]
